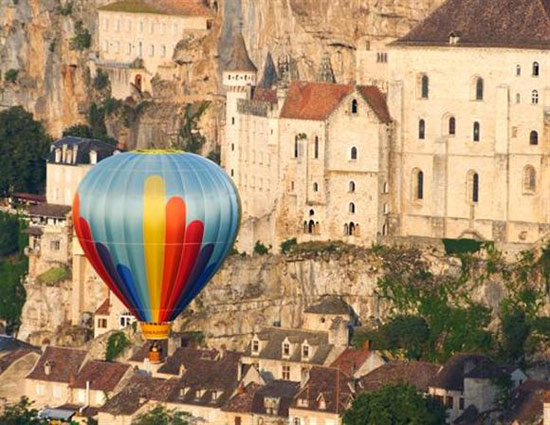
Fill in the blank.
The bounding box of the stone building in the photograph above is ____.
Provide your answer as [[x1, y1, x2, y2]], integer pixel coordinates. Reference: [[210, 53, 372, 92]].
[[222, 34, 392, 253], [95, 0, 212, 99], [241, 296, 353, 382]]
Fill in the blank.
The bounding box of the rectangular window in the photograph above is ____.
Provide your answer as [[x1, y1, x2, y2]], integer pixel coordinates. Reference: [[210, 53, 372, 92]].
[[283, 343, 290, 356], [446, 396, 453, 408], [51, 240, 60, 251], [36, 383, 44, 396], [252, 340, 259, 352], [98, 318, 107, 329], [459, 397, 465, 410], [282, 365, 290, 380]]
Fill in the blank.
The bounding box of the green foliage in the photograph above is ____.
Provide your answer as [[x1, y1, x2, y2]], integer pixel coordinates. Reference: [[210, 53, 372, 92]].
[[132, 405, 190, 425], [0, 397, 47, 425], [0, 106, 51, 196], [57, 0, 73, 16], [0, 211, 19, 256], [253, 241, 270, 255], [36, 267, 70, 286], [342, 382, 446, 425], [4, 68, 19, 84], [63, 124, 93, 139], [291, 240, 359, 256], [93, 70, 110, 91], [280, 238, 298, 254], [494, 374, 514, 411], [174, 102, 210, 153], [207, 149, 220, 164], [442, 238, 483, 255], [105, 331, 130, 362], [70, 20, 91, 50], [0, 259, 27, 333], [188, 331, 205, 345]]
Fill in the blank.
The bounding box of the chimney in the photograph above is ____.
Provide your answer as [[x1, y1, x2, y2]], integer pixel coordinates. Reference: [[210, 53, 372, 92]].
[[86, 380, 90, 406], [238, 382, 245, 395], [362, 339, 371, 352]]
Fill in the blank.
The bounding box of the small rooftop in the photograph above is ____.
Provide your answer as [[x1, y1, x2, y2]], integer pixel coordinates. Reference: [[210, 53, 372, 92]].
[[71, 360, 131, 392], [224, 32, 257, 73], [359, 360, 441, 393], [429, 354, 499, 392], [99, 0, 212, 16], [26, 346, 87, 384], [48, 136, 117, 166], [28, 203, 71, 219]]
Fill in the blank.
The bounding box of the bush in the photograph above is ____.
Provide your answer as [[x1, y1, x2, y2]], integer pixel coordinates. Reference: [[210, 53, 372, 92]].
[[253, 241, 270, 255], [70, 20, 91, 50], [105, 331, 130, 362], [36, 267, 70, 286], [63, 124, 93, 139], [4, 69, 18, 84], [442, 238, 483, 255], [93, 70, 110, 91], [280, 238, 297, 254]]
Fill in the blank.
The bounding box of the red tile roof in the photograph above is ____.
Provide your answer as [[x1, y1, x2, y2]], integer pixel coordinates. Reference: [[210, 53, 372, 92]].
[[26, 346, 87, 384], [95, 298, 110, 316], [71, 361, 131, 392], [330, 348, 371, 376], [253, 87, 278, 104], [396, 0, 550, 49], [280, 81, 391, 123]]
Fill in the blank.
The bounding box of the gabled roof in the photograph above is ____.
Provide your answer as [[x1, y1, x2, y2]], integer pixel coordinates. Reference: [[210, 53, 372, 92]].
[[0, 349, 38, 375], [26, 346, 87, 384], [280, 81, 391, 123], [395, 0, 550, 50], [359, 361, 441, 393], [248, 328, 334, 365], [292, 367, 353, 414], [48, 137, 117, 165], [305, 295, 353, 315], [95, 298, 111, 316], [330, 347, 372, 376], [71, 361, 131, 392], [429, 354, 497, 392], [28, 203, 71, 219], [499, 380, 550, 424], [99, 0, 212, 17], [224, 32, 257, 73]]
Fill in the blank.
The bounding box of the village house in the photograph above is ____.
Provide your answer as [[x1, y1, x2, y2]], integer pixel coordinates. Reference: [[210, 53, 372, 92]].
[[25, 346, 87, 407], [496, 380, 550, 425], [95, 0, 213, 98], [241, 296, 354, 382], [0, 336, 41, 402]]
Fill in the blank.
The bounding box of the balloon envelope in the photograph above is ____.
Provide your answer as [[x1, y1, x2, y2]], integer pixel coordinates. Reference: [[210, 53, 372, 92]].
[[73, 151, 240, 329]]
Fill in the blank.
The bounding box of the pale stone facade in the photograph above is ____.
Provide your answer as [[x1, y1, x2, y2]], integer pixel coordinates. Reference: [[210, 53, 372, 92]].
[[96, 0, 212, 99]]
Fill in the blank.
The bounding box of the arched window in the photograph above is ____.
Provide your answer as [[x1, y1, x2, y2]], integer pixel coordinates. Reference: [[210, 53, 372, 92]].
[[294, 137, 299, 158], [382, 223, 388, 236], [350, 147, 358, 160], [473, 122, 480, 142], [449, 117, 456, 135], [419, 119, 426, 140], [475, 78, 484, 100], [467, 171, 479, 203], [313, 182, 318, 192], [383, 182, 389, 194], [349, 181, 356, 193], [308, 220, 315, 234], [530, 130, 539, 145], [516, 65, 521, 76], [309, 209, 315, 216], [413, 169, 424, 200], [524, 166, 536, 192], [533, 61, 540, 76], [532, 90, 539, 104], [351, 99, 358, 114], [421, 75, 429, 99], [349, 222, 356, 236], [349, 202, 356, 214], [314, 136, 319, 159]]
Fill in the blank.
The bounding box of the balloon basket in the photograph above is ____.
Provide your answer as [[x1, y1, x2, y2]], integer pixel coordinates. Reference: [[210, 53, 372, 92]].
[[139, 322, 172, 340]]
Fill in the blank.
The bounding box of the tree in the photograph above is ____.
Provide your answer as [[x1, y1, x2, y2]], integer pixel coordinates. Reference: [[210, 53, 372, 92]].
[[105, 331, 130, 361], [0, 211, 19, 256], [0, 397, 47, 425], [70, 20, 91, 50], [132, 405, 189, 425], [384, 315, 430, 360], [343, 383, 446, 425], [174, 102, 210, 153], [0, 106, 51, 196], [63, 124, 93, 139]]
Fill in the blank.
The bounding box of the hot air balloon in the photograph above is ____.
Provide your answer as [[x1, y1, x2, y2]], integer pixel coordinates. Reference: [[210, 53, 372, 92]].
[[73, 151, 240, 341]]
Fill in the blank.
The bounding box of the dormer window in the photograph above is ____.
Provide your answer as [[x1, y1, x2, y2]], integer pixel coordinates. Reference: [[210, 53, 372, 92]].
[[252, 339, 259, 354], [179, 387, 189, 397], [448, 32, 460, 45], [318, 396, 327, 410], [283, 343, 290, 357], [351, 99, 358, 115], [212, 391, 219, 401], [195, 389, 205, 400], [297, 398, 309, 407], [55, 148, 61, 163], [302, 344, 309, 360]]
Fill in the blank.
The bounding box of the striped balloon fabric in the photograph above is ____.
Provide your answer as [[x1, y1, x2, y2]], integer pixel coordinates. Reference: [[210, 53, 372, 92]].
[[73, 151, 240, 339]]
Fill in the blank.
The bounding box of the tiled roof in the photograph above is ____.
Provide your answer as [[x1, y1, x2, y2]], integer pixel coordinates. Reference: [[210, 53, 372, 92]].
[[252, 87, 278, 104], [48, 137, 117, 165], [224, 32, 257, 72], [99, 375, 173, 416], [95, 298, 111, 316], [292, 367, 353, 414], [223, 380, 300, 417], [11, 192, 46, 203], [99, 0, 212, 16], [249, 327, 334, 365], [157, 347, 217, 376], [28, 203, 71, 219], [25, 227, 43, 236], [330, 348, 372, 376], [280, 82, 391, 123], [359, 361, 441, 393], [0, 349, 37, 375], [305, 295, 353, 315], [429, 354, 494, 392], [71, 361, 131, 392], [26, 346, 86, 384], [499, 380, 550, 424], [395, 0, 550, 50]]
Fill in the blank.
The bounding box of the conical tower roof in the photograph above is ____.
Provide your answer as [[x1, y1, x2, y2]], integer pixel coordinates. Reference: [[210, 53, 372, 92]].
[[224, 32, 257, 73], [259, 52, 278, 88]]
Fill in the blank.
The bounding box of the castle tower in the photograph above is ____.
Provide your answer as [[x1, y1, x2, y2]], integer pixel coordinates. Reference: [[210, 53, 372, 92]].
[[222, 31, 257, 186]]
